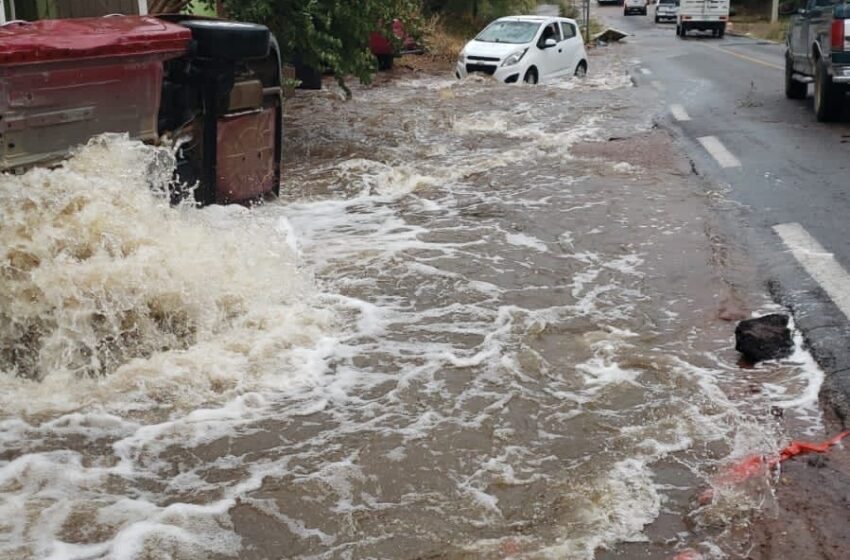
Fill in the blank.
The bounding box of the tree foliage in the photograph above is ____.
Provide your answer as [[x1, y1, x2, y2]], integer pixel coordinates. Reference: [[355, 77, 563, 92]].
[[424, 0, 537, 24], [207, 0, 534, 87], [209, 0, 423, 86]]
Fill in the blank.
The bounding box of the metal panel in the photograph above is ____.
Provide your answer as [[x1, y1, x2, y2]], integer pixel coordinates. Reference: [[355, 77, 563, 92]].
[[215, 108, 277, 203]]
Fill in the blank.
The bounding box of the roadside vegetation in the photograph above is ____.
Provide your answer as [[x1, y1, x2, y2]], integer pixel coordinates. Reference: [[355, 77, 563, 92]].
[[730, 17, 791, 42], [200, 0, 548, 87], [729, 0, 794, 42]]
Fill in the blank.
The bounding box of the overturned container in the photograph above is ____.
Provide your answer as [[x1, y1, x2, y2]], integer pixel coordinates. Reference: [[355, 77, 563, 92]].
[[0, 14, 283, 205]]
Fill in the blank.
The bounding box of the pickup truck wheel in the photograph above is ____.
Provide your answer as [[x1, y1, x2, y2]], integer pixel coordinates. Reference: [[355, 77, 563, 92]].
[[179, 20, 271, 60], [814, 58, 841, 122], [718, 23, 726, 37], [785, 53, 807, 99]]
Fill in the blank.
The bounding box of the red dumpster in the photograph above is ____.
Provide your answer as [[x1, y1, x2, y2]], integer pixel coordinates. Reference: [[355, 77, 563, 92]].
[[0, 16, 191, 171]]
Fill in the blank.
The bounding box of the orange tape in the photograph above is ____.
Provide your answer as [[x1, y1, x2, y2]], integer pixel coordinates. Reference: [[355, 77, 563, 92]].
[[713, 430, 850, 487], [679, 433, 850, 559]]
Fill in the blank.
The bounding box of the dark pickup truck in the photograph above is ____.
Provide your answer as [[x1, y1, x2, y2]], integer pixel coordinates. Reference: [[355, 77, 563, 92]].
[[785, 0, 850, 121]]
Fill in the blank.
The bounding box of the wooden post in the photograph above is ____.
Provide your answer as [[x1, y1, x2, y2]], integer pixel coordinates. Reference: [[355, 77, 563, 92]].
[[771, 0, 779, 24], [138, 0, 148, 14]]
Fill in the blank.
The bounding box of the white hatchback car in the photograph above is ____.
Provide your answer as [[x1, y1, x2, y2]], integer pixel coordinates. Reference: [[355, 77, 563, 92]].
[[456, 16, 588, 85]]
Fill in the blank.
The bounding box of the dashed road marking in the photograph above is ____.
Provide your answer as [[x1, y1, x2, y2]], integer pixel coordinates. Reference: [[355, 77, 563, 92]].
[[697, 135, 741, 168], [670, 104, 691, 121], [640, 68, 652, 75], [774, 223, 850, 320], [651, 80, 665, 91]]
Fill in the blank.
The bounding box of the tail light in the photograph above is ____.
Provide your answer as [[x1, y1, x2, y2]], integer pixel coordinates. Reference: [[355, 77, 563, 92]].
[[831, 19, 844, 51]]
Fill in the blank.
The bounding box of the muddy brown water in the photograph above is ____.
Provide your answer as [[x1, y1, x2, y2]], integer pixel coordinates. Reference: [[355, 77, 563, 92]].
[[0, 46, 828, 559]]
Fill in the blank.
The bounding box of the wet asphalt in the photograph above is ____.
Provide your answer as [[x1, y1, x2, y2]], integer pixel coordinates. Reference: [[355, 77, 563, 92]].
[[595, 5, 850, 415]]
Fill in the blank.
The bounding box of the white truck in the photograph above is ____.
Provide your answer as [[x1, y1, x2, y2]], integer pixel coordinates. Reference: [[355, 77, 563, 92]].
[[677, 0, 730, 38]]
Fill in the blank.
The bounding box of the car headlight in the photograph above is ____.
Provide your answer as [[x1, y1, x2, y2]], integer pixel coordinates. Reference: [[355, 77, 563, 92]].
[[457, 53, 465, 65], [501, 48, 528, 67]]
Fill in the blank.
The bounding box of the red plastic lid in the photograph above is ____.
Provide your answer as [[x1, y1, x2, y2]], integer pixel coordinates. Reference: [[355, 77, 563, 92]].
[[0, 16, 190, 65]]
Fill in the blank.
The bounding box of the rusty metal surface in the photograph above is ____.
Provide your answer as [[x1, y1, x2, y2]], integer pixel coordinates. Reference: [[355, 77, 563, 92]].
[[215, 107, 276, 203], [0, 57, 171, 171]]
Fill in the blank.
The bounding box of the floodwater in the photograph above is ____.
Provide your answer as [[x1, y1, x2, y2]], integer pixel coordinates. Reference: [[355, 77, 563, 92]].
[[0, 47, 826, 559]]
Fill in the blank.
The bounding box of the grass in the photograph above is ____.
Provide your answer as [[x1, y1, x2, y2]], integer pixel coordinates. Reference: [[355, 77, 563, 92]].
[[729, 18, 790, 42], [400, 16, 473, 71]]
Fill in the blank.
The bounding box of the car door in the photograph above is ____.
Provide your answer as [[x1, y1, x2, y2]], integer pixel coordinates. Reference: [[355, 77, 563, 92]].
[[535, 22, 563, 80], [559, 21, 581, 75]]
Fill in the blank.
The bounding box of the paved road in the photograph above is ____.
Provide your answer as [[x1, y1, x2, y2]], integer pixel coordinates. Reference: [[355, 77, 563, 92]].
[[595, 6, 850, 405]]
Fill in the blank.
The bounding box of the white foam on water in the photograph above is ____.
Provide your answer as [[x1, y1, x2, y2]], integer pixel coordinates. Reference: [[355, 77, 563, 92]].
[[505, 232, 548, 252], [0, 62, 830, 560]]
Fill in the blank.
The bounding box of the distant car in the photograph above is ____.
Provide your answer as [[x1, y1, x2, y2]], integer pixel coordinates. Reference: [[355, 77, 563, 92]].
[[598, 0, 625, 5], [624, 0, 648, 15], [456, 16, 588, 85], [370, 19, 423, 71], [655, 0, 679, 22]]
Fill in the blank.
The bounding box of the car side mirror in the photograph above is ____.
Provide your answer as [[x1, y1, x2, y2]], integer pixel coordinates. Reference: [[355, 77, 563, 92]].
[[543, 38, 557, 48]]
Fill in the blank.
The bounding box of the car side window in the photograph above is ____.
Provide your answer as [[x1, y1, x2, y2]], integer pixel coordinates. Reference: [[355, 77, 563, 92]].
[[538, 23, 561, 47], [561, 22, 576, 40]]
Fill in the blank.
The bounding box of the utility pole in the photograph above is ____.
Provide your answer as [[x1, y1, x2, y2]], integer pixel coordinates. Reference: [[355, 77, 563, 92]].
[[0, 0, 6, 25], [771, 0, 778, 23], [584, 0, 591, 42]]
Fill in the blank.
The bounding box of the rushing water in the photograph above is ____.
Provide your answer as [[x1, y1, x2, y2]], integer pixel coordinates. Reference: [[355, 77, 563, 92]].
[[0, 47, 826, 560]]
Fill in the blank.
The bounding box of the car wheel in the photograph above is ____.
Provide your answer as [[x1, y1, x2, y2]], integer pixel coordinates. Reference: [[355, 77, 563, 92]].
[[785, 52, 807, 99], [655, 16, 660, 22], [575, 61, 588, 78], [814, 57, 841, 122], [523, 68, 538, 85], [179, 20, 271, 60], [376, 54, 394, 71]]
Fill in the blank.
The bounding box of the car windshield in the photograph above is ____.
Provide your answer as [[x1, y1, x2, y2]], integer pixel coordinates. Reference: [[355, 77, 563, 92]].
[[475, 21, 541, 44]]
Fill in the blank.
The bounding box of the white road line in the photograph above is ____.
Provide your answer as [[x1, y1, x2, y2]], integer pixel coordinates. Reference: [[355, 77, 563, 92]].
[[670, 104, 691, 121], [640, 68, 652, 75], [651, 80, 665, 91], [774, 223, 850, 320], [697, 136, 741, 168]]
